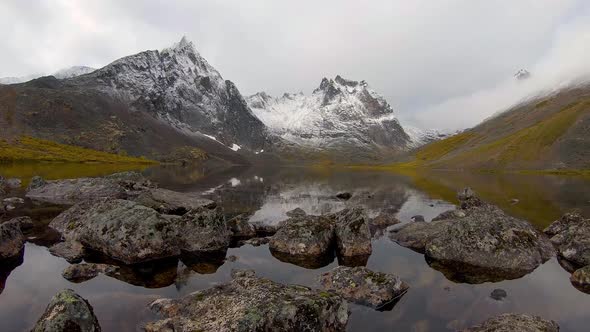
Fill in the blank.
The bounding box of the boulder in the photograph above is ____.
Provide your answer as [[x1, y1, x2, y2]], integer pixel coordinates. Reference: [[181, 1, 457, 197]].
[[176, 206, 231, 254], [145, 270, 349, 332], [461, 313, 559, 332], [544, 211, 590, 268], [49, 241, 86, 263], [228, 214, 257, 239], [62, 263, 119, 282], [26, 177, 128, 205], [132, 188, 215, 215], [319, 266, 408, 310], [369, 213, 401, 227], [391, 189, 554, 283], [0, 221, 25, 260], [332, 208, 372, 258], [286, 207, 307, 218], [269, 215, 335, 257], [50, 199, 180, 264], [570, 265, 590, 294], [6, 216, 34, 231], [32, 289, 101, 332]]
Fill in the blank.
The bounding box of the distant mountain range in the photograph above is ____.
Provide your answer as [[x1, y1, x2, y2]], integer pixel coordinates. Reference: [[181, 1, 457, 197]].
[[0, 66, 96, 84]]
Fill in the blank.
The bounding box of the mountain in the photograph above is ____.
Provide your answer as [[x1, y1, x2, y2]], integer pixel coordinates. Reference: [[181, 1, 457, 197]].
[[0, 37, 273, 165], [403, 126, 454, 149], [401, 82, 590, 171], [0, 66, 96, 84], [247, 76, 411, 160]]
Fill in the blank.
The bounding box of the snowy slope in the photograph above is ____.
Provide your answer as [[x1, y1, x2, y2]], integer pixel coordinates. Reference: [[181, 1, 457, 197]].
[[0, 66, 96, 84], [403, 126, 454, 148], [247, 76, 410, 153]]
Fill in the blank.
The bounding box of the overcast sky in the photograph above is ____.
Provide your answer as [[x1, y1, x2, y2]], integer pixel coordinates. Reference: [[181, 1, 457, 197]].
[[1, 0, 590, 130]]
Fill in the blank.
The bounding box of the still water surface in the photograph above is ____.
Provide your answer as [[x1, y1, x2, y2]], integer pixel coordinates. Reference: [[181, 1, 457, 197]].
[[1, 164, 589, 331]]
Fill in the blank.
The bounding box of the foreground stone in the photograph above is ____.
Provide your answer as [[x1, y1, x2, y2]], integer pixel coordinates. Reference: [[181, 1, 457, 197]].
[[461, 313, 559, 332], [62, 263, 119, 282], [32, 289, 101, 332], [332, 208, 372, 258], [0, 221, 25, 260], [145, 270, 349, 332], [390, 189, 554, 283], [571, 265, 590, 294], [319, 266, 408, 310], [132, 188, 215, 215], [227, 214, 257, 239], [50, 199, 230, 264], [269, 215, 335, 257], [26, 172, 151, 205], [544, 211, 590, 268], [49, 241, 86, 263]]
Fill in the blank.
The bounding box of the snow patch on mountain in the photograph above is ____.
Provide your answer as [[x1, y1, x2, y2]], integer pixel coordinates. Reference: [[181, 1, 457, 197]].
[[403, 126, 454, 148], [247, 76, 410, 152]]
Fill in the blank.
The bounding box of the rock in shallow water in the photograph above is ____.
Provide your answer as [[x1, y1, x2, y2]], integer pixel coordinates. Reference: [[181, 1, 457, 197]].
[[390, 189, 554, 283], [49, 241, 86, 263], [544, 211, 590, 268], [227, 214, 257, 239], [332, 208, 372, 258], [269, 215, 335, 257], [570, 265, 590, 294], [62, 263, 119, 282], [490, 288, 507, 301], [319, 266, 408, 310], [32, 289, 101, 332], [132, 187, 216, 215], [145, 270, 349, 332], [0, 220, 25, 260], [461, 313, 559, 332]]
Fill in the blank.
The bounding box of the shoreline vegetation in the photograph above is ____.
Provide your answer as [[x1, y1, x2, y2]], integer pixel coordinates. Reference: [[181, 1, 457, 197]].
[[0, 136, 156, 164]]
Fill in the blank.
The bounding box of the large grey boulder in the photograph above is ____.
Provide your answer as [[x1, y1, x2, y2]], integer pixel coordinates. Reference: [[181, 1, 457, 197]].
[[269, 215, 335, 257], [32, 289, 101, 332], [176, 206, 231, 253], [132, 187, 215, 215], [0, 220, 25, 260], [390, 189, 554, 283], [319, 266, 408, 310], [544, 211, 590, 268], [50, 199, 180, 264], [331, 208, 372, 258], [461, 313, 559, 332], [227, 214, 257, 239], [145, 270, 349, 332]]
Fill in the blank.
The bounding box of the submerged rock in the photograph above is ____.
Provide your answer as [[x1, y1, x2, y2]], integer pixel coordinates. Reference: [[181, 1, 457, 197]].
[[49, 241, 86, 263], [544, 211, 590, 268], [332, 208, 372, 258], [570, 265, 590, 294], [490, 288, 508, 301], [269, 215, 335, 258], [319, 266, 408, 310], [62, 263, 119, 282], [145, 270, 349, 331], [461, 313, 559, 332], [132, 187, 215, 215], [32, 289, 101, 332], [6, 216, 34, 231], [411, 215, 425, 222], [390, 189, 554, 283], [241, 236, 271, 247], [0, 221, 25, 260]]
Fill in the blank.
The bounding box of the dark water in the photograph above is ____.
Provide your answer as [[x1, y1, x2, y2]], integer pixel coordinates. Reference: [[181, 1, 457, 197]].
[[1, 164, 590, 331]]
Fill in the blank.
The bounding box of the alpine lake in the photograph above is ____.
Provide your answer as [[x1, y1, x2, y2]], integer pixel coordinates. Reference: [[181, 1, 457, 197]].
[[1, 163, 589, 331]]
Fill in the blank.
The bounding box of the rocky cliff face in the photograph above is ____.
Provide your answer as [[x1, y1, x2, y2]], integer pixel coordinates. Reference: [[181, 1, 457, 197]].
[[73, 37, 270, 152], [247, 75, 411, 158]]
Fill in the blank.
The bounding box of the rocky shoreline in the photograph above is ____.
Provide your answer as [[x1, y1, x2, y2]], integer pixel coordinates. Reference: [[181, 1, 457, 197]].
[[1, 172, 586, 331]]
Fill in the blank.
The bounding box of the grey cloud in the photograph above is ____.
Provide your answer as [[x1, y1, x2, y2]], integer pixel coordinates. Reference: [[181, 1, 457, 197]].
[[0, 0, 587, 130]]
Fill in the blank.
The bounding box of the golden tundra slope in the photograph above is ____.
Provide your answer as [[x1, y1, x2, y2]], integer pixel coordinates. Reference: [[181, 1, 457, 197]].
[[401, 84, 590, 171]]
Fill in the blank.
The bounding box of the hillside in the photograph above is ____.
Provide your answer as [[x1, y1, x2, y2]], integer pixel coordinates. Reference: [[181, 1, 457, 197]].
[[400, 83, 590, 171]]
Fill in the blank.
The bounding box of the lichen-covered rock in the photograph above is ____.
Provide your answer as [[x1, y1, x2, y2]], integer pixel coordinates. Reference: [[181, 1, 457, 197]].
[[269, 215, 335, 257], [32, 289, 101, 332], [391, 190, 554, 282], [145, 270, 349, 332], [286, 207, 307, 218], [0, 221, 24, 260], [544, 211, 590, 268], [461, 313, 559, 332], [27, 176, 47, 191], [26, 177, 128, 205], [176, 206, 231, 253], [49, 241, 86, 263], [228, 214, 257, 239], [332, 208, 372, 257], [369, 213, 400, 227], [50, 199, 180, 264], [132, 188, 215, 215], [62, 263, 119, 282], [571, 265, 590, 294], [319, 266, 408, 310]]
